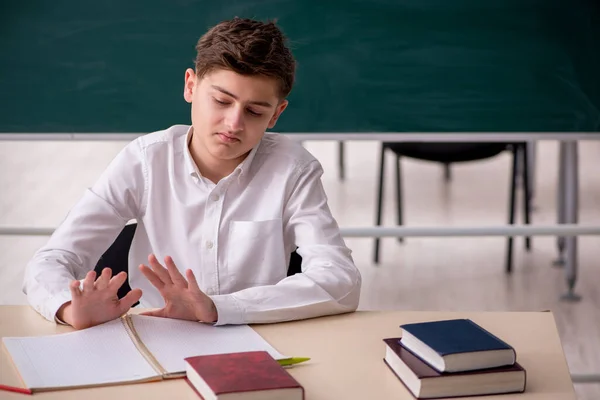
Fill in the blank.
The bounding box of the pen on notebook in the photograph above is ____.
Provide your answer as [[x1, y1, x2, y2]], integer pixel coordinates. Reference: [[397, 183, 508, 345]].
[[0, 384, 32, 395], [277, 357, 311, 367]]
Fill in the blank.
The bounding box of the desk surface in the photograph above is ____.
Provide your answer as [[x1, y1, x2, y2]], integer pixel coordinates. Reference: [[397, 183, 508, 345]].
[[0, 306, 575, 400]]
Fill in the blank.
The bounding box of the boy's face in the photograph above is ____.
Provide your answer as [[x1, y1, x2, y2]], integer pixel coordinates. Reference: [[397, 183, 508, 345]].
[[184, 68, 288, 164]]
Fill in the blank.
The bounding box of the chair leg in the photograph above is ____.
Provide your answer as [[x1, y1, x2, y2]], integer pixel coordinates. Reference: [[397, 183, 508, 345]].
[[506, 145, 519, 273], [526, 140, 537, 204], [444, 163, 452, 182], [374, 145, 386, 264], [395, 155, 404, 243], [338, 141, 345, 181], [521, 144, 532, 250]]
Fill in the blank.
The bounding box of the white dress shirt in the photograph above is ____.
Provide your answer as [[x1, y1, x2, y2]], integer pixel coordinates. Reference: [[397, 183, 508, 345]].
[[23, 125, 361, 325]]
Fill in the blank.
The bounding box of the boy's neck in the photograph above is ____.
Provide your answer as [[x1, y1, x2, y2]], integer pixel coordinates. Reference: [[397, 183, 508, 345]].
[[188, 138, 247, 184]]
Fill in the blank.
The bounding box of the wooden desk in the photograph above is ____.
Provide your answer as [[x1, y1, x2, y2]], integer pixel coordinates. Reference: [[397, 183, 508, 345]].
[[0, 306, 575, 399]]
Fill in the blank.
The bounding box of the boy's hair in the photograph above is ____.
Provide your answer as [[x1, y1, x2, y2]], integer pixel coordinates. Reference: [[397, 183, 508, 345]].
[[195, 17, 296, 99]]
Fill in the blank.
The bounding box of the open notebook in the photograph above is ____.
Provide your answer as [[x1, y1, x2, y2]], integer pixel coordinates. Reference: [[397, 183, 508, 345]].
[[2, 315, 286, 392]]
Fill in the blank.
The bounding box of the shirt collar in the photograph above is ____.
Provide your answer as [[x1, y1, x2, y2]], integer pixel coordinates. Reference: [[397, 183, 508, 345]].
[[183, 126, 262, 180], [235, 140, 260, 178], [183, 126, 201, 178]]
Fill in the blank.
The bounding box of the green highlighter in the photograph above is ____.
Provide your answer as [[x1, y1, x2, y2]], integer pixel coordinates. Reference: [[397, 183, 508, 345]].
[[277, 357, 311, 367]]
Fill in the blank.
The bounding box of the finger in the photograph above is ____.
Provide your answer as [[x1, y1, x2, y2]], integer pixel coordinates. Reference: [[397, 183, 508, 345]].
[[69, 280, 82, 298], [148, 254, 173, 285], [186, 269, 201, 293], [139, 264, 165, 290], [107, 271, 128, 293], [164, 256, 187, 288], [118, 288, 143, 315], [82, 271, 96, 292], [139, 308, 167, 318], [94, 267, 112, 291]]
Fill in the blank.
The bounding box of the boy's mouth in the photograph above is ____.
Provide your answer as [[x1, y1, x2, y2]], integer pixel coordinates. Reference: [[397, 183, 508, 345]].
[[216, 132, 240, 143]]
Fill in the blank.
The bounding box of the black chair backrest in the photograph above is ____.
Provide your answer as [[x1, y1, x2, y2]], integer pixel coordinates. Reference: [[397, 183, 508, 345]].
[[95, 224, 137, 299], [383, 142, 514, 163], [95, 223, 303, 299]]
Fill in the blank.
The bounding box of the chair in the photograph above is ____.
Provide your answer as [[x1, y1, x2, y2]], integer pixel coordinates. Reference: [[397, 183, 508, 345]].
[[94, 223, 303, 301], [373, 142, 531, 273], [95, 223, 137, 299]]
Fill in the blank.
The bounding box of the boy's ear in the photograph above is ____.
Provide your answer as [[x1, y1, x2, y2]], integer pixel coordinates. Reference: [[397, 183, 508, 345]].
[[268, 100, 288, 129], [183, 68, 197, 103]]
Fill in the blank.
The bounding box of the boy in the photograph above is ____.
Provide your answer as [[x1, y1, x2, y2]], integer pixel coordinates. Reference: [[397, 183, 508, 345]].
[[24, 17, 361, 329]]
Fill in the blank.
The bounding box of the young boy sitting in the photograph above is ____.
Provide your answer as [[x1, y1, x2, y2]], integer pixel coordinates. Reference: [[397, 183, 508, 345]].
[[24, 17, 361, 329]]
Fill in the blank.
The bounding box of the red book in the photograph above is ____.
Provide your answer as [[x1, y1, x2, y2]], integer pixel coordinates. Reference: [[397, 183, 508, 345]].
[[184, 351, 304, 400]]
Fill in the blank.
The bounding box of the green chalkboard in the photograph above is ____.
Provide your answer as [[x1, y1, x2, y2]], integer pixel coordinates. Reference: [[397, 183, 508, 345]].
[[1, 0, 599, 133]]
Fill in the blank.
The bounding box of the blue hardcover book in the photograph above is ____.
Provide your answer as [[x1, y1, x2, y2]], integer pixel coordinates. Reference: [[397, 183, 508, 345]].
[[400, 319, 516, 373]]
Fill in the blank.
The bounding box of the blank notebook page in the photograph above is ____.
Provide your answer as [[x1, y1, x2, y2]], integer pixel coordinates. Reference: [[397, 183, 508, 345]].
[[130, 315, 286, 374], [2, 318, 158, 389]]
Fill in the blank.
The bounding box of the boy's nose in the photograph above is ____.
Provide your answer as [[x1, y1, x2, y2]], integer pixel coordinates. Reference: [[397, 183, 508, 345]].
[[224, 108, 244, 132]]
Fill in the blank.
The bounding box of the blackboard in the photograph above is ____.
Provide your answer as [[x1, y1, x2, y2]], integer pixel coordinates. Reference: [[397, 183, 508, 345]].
[[1, 0, 598, 133]]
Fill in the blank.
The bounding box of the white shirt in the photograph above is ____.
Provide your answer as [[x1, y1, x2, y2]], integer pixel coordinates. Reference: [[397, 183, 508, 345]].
[[23, 125, 361, 325]]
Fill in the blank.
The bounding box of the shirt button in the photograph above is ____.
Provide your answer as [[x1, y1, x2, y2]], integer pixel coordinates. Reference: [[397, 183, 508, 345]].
[[210, 194, 219, 202], [206, 241, 214, 249]]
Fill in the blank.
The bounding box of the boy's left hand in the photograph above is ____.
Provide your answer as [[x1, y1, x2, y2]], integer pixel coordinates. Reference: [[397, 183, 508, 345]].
[[138, 254, 218, 323]]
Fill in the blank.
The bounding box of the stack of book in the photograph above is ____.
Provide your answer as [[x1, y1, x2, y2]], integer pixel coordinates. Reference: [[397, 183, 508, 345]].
[[383, 319, 527, 399]]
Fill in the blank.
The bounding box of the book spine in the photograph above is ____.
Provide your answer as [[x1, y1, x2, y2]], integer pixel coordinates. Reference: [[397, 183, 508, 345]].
[[121, 315, 167, 376]]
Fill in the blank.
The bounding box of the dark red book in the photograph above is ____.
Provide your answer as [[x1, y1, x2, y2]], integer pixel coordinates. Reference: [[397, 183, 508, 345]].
[[383, 338, 526, 399], [184, 351, 304, 400]]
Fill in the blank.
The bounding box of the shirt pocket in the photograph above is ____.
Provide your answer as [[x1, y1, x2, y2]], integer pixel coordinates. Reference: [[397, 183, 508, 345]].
[[227, 219, 286, 285]]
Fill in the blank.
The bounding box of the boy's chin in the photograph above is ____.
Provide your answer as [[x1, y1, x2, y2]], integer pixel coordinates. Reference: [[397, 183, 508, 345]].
[[208, 145, 247, 161]]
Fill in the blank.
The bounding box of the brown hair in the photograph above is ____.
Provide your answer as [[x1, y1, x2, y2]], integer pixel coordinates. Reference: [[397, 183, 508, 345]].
[[194, 17, 296, 99]]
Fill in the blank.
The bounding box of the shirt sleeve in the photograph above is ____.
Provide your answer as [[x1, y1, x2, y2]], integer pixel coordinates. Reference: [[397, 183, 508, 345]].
[[210, 159, 361, 325], [23, 139, 147, 322]]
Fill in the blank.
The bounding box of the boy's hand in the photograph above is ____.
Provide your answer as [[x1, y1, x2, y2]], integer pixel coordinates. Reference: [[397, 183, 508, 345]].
[[139, 254, 218, 323], [57, 268, 143, 330]]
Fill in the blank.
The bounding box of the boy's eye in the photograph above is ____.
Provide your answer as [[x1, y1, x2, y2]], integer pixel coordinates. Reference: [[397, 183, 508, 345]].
[[247, 109, 262, 117], [213, 97, 262, 117]]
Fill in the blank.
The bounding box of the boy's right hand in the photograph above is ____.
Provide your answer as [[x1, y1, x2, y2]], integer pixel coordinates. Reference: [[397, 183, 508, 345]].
[[56, 268, 142, 330]]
